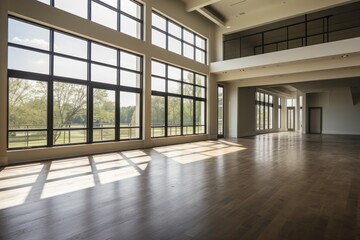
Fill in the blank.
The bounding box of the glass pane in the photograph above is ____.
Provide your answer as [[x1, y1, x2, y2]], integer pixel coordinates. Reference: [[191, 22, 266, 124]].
[[168, 65, 181, 80], [8, 18, 50, 50], [91, 42, 117, 66], [168, 21, 181, 38], [183, 84, 194, 96], [195, 74, 206, 86], [196, 101, 205, 126], [54, 56, 87, 80], [120, 70, 141, 88], [8, 131, 47, 148], [53, 82, 87, 129], [183, 70, 194, 83], [184, 43, 194, 59], [93, 89, 115, 128], [168, 80, 181, 94], [92, 2, 117, 30], [195, 49, 206, 63], [151, 77, 165, 92], [218, 86, 224, 135], [195, 35, 206, 49], [8, 47, 49, 74], [54, 31, 87, 59], [91, 64, 117, 85], [152, 29, 166, 48], [9, 78, 47, 130], [152, 61, 166, 77], [55, 0, 88, 18], [183, 98, 194, 131], [151, 96, 165, 137], [99, 0, 117, 8], [195, 86, 205, 98], [168, 96, 181, 136], [54, 130, 87, 145], [152, 12, 166, 30], [183, 29, 194, 44], [121, 0, 142, 19], [120, 92, 140, 127], [120, 51, 141, 71], [120, 128, 139, 139], [168, 36, 181, 55], [121, 15, 141, 39], [93, 129, 115, 141]]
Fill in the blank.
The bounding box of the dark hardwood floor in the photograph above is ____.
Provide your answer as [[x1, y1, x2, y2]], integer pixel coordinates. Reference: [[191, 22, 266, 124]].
[[0, 132, 359, 240]]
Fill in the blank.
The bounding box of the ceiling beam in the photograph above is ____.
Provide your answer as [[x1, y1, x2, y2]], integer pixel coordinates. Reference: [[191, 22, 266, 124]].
[[196, 7, 225, 27], [184, 0, 221, 12]]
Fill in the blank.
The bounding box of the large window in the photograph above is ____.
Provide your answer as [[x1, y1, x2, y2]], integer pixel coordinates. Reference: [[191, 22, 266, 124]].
[[278, 97, 282, 129], [8, 17, 142, 149], [37, 0, 143, 39], [151, 60, 206, 138], [256, 91, 274, 130], [152, 11, 207, 64]]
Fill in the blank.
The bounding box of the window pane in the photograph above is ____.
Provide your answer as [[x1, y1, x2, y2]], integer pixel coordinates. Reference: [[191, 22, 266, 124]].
[[54, 31, 87, 59], [120, 51, 141, 71], [152, 12, 166, 30], [168, 96, 181, 136], [195, 87, 205, 98], [55, 0, 88, 18], [195, 35, 206, 49], [54, 56, 87, 80], [120, 70, 141, 88], [196, 49, 206, 63], [93, 89, 115, 128], [91, 64, 117, 85], [196, 101, 205, 133], [9, 78, 47, 130], [120, 128, 139, 139], [93, 129, 115, 142], [91, 42, 117, 66], [183, 84, 194, 96], [168, 36, 181, 55], [183, 98, 193, 134], [92, 2, 117, 30], [54, 130, 87, 145], [195, 74, 206, 86], [152, 61, 166, 77], [152, 29, 166, 48], [120, 92, 140, 127], [8, 19, 50, 50], [151, 77, 165, 92], [151, 96, 165, 137], [183, 70, 194, 83], [184, 43, 194, 59], [168, 65, 181, 80], [53, 82, 87, 129], [168, 22, 181, 38], [8, 131, 47, 149], [183, 29, 194, 44], [121, 15, 141, 39], [121, 0, 142, 19], [8, 47, 49, 74], [168, 80, 181, 94]]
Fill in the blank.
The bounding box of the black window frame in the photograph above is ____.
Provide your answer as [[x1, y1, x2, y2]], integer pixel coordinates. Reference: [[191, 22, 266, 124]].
[[7, 16, 143, 150], [256, 91, 274, 131], [151, 60, 207, 138]]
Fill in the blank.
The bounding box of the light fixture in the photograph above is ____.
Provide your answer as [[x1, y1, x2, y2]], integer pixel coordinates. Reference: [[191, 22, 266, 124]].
[[226, 26, 231, 29], [341, 54, 349, 58]]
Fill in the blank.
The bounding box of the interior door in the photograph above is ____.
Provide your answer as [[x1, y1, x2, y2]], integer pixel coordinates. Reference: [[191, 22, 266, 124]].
[[287, 107, 295, 131], [309, 107, 322, 134]]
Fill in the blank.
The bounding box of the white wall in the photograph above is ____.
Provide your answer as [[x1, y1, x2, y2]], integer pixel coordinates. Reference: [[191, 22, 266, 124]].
[[307, 88, 360, 134], [0, 0, 216, 165]]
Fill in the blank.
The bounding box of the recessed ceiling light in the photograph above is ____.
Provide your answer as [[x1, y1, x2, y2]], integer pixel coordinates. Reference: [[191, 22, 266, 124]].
[[341, 54, 349, 58], [226, 26, 231, 29]]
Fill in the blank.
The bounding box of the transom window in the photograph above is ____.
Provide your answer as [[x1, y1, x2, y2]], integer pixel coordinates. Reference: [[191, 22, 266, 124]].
[[37, 0, 143, 39], [151, 60, 206, 138], [152, 11, 207, 64], [7, 17, 143, 149]]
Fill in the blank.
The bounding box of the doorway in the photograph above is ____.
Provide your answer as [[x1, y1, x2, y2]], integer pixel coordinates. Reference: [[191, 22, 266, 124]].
[[309, 107, 322, 134], [287, 107, 295, 131]]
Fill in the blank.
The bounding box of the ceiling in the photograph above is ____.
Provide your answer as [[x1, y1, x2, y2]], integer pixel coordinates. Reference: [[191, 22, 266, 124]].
[[182, 0, 360, 33]]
